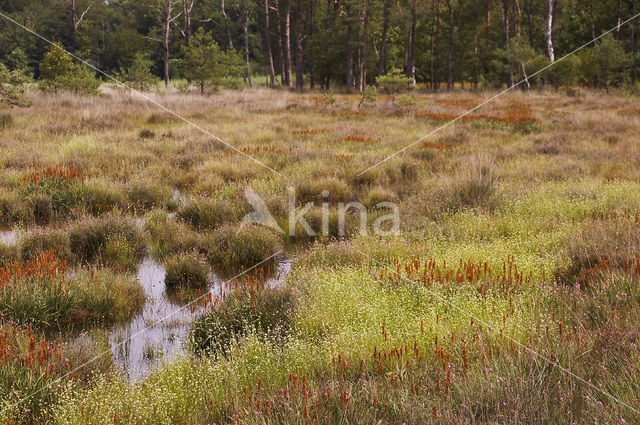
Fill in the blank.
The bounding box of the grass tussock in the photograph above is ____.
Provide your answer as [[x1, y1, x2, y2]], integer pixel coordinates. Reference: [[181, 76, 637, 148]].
[[0, 323, 111, 424], [0, 243, 18, 267], [0, 250, 144, 330], [68, 215, 147, 269], [555, 218, 640, 285], [205, 224, 283, 272], [164, 252, 209, 289], [189, 286, 297, 355], [178, 197, 244, 230], [435, 154, 500, 212], [145, 210, 204, 258]]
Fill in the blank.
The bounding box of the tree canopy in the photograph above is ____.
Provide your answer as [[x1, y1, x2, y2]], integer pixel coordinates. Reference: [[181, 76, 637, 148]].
[[0, 0, 638, 92]]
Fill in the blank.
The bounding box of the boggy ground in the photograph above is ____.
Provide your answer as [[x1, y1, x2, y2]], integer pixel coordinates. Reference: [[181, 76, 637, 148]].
[[1, 87, 640, 423]]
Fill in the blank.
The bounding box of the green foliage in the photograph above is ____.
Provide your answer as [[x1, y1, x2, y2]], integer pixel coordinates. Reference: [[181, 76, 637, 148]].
[[164, 252, 209, 289], [321, 90, 336, 105], [180, 28, 243, 93], [76, 180, 126, 215], [0, 63, 31, 107], [117, 52, 157, 91], [579, 34, 631, 90], [20, 171, 83, 217], [189, 286, 297, 354], [5, 48, 31, 75], [39, 44, 100, 94], [376, 68, 413, 105]]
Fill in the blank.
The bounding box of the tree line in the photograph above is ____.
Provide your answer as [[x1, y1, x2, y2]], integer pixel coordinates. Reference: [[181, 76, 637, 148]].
[[0, 0, 639, 93]]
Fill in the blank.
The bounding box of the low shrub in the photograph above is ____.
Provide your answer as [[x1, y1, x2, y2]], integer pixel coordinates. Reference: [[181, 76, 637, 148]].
[[178, 197, 243, 230], [20, 166, 84, 216], [205, 223, 283, 272], [189, 286, 297, 354], [384, 159, 419, 184], [298, 240, 366, 268], [68, 215, 146, 268], [287, 207, 362, 241], [0, 323, 111, 424], [164, 252, 209, 289], [146, 112, 178, 125]]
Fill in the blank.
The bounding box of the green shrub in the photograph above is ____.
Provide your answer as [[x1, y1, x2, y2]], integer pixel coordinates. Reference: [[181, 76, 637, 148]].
[[68, 215, 146, 268], [0, 323, 110, 424], [178, 198, 243, 230], [287, 207, 361, 241], [164, 252, 209, 289], [376, 68, 413, 105], [146, 112, 178, 125], [117, 52, 157, 91], [19, 229, 71, 262], [39, 44, 100, 94], [396, 95, 415, 106], [20, 169, 83, 216], [189, 286, 296, 354], [205, 224, 283, 272], [298, 240, 366, 268], [384, 159, 419, 184]]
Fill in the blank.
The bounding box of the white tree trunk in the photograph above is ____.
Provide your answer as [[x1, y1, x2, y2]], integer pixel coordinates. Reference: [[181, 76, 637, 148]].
[[546, 0, 555, 62]]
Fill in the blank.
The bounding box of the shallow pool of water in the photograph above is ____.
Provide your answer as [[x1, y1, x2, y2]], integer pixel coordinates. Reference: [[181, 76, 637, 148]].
[[0, 228, 18, 246], [109, 257, 291, 381]]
